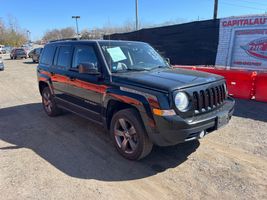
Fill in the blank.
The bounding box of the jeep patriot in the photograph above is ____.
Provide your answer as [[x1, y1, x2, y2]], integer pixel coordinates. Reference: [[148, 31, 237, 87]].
[[37, 39, 235, 160]]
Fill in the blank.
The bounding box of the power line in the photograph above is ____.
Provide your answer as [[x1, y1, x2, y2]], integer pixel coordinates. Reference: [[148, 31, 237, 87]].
[[228, 0, 267, 7], [202, 0, 266, 11], [220, 1, 266, 11]]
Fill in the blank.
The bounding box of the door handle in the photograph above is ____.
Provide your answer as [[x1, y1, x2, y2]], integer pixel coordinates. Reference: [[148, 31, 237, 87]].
[[69, 77, 75, 81]]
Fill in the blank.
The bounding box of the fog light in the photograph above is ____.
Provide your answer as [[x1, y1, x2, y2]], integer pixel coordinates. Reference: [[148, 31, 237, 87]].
[[199, 131, 205, 138]]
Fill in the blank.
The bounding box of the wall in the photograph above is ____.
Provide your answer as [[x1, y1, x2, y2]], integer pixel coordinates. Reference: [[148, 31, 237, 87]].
[[104, 20, 220, 65], [104, 15, 267, 71], [216, 15, 267, 70]]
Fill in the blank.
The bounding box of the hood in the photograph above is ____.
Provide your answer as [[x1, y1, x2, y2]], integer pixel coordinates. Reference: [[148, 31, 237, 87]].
[[112, 68, 224, 92]]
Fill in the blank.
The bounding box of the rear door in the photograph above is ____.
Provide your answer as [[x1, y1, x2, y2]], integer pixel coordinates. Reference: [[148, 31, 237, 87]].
[[50, 45, 73, 102]]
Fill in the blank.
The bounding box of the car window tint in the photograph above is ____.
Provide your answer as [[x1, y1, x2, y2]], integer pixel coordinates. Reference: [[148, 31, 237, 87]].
[[57, 46, 72, 68], [72, 46, 98, 69], [40, 45, 56, 65]]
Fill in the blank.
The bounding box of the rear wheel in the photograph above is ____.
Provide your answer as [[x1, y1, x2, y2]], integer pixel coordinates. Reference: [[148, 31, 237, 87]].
[[41, 87, 62, 117], [110, 108, 153, 160]]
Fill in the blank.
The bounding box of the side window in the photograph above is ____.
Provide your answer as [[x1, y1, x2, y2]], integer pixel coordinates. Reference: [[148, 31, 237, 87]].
[[56, 46, 72, 68], [40, 45, 56, 65], [72, 46, 99, 70]]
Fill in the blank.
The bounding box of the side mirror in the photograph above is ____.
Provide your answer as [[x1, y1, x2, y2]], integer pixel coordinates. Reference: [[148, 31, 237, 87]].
[[78, 63, 100, 75], [166, 58, 171, 65]]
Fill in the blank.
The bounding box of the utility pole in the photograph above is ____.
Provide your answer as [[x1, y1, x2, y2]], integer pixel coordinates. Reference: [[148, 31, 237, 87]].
[[135, 0, 139, 30], [213, 0, 218, 20], [72, 16, 80, 38]]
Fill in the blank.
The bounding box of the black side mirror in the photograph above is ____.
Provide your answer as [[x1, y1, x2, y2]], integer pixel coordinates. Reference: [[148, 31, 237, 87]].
[[78, 63, 100, 75], [166, 58, 171, 65]]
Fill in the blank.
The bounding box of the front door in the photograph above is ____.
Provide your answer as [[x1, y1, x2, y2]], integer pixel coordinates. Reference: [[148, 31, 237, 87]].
[[66, 44, 106, 123]]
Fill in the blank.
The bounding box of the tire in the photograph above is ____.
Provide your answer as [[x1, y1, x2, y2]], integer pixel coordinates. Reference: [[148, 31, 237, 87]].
[[41, 87, 62, 117], [110, 108, 153, 160], [14, 56, 17, 59]]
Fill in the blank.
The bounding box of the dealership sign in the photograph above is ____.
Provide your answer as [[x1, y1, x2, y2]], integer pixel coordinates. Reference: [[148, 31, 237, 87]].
[[216, 15, 267, 70], [241, 37, 267, 60], [222, 17, 267, 27]]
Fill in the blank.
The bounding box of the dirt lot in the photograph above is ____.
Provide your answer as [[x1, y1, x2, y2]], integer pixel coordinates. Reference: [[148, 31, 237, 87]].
[[0, 57, 266, 200]]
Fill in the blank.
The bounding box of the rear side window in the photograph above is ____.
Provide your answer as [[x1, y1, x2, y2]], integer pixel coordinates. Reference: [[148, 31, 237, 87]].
[[56, 46, 72, 68], [40, 45, 56, 65]]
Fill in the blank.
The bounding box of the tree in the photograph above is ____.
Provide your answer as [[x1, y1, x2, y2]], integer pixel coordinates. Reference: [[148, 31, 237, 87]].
[[42, 27, 75, 42], [60, 27, 75, 38], [0, 17, 27, 47]]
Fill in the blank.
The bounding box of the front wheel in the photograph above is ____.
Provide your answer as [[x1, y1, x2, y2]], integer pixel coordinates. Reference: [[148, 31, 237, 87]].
[[110, 108, 153, 160], [42, 87, 62, 117]]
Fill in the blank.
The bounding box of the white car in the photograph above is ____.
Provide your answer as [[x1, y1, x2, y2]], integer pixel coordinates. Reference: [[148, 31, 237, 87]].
[[0, 57, 4, 71], [0, 45, 6, 54]]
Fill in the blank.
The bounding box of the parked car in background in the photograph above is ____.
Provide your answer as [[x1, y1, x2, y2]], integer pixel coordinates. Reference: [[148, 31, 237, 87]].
[[32, 48, 43, 63], [28, 49, 34, 58], [0, 57, 4, 71], [0, 45, 6, 54], [10, 48, 27, 59], [2, 46, 12, 54]]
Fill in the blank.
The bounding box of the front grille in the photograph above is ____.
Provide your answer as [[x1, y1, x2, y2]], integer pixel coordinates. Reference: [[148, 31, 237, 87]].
[[193, 84, 226, 114]]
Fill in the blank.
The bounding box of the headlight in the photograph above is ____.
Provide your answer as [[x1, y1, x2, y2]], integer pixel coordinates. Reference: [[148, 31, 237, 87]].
[[175, 92, 189, 112]]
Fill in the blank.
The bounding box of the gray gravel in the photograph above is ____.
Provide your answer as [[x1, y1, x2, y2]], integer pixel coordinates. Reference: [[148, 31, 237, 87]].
[[0, 57, 266, 200]]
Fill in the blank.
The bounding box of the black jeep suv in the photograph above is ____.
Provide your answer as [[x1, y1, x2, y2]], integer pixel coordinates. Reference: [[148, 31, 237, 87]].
[[37, 39, 235, 160]]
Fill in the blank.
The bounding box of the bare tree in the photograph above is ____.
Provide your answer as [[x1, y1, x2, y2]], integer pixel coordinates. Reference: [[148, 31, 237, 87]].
[[0, 16, 27, 47], [60, 27, 76, 38], [42, 27, 75, 42]]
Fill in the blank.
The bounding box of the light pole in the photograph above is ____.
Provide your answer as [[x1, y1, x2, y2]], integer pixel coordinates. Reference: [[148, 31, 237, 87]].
[[72, 16, 80, 38], [27, 30, 31, 43], [135, 0, 139, 30]]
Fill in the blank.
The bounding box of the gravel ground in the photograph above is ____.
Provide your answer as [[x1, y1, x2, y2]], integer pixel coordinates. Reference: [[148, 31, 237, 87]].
[[0, 57, 266, 200]]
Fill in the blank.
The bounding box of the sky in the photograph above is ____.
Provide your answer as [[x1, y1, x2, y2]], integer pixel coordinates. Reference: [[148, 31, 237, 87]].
[[1, 0, 267, 40]]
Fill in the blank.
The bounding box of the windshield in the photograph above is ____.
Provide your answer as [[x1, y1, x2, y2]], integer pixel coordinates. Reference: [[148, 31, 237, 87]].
[[99, 41, 169, 73]]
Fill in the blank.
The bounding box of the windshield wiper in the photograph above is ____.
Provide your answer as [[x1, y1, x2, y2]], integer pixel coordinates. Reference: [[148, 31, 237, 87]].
[[111, 67, 149, 73], [126, 68, 150, 71], [149, 65, 169, 70]]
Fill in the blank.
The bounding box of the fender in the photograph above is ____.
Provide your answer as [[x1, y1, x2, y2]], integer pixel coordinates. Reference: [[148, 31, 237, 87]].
[[37, 69, 53, 95], [102, 87, 161, 137]]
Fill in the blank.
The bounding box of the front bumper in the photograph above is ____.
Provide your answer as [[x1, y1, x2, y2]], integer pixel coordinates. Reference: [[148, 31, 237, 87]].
[[148, 97, 235, 146]]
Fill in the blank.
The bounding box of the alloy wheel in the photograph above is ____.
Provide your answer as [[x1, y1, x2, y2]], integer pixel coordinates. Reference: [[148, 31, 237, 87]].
[[114, 118, 138, 154], [42, 91, 52, 113]]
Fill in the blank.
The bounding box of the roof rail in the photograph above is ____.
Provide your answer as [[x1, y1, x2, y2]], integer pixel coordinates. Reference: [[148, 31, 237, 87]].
[[49, 37, 79, 43]]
